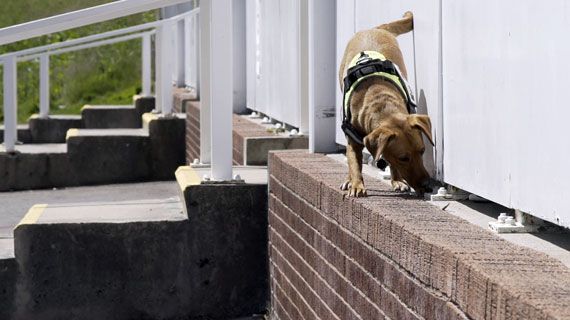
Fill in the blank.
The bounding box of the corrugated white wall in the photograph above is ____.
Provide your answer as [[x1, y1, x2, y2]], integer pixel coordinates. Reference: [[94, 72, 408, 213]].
[[334, 0, 570, 228], [248, 0, 302, 128], [247, 0, 570, 227], [442, 0, 570, 228]]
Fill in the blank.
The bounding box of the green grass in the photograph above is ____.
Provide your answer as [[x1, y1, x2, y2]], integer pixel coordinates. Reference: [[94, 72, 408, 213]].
[[0, 0, 158, 123]]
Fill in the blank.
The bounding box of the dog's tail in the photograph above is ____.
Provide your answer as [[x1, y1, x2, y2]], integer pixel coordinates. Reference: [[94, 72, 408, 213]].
[[375, 11, 413, 36]]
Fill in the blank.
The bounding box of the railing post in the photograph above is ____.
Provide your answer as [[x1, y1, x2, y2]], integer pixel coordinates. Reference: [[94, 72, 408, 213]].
[[185, 12, 200, 94], [39, 54, 50, 118], [302, 0, 337, 153], [193, 12, 200, 97], [3, 55, 17, 152], [208, 0, 233, 180], [155, 21, 174, 115], [141, 33, 152, 97], [200, 1, 211, 164], [175, 18, 186, 87]]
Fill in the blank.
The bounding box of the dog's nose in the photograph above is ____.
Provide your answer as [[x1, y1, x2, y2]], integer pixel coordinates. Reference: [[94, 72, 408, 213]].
[[420, 180, 432, 193], [375, 158, 388, 171]]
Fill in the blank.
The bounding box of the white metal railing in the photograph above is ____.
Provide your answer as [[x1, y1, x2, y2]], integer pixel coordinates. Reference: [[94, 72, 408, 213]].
[[0, 0, 200, 153]]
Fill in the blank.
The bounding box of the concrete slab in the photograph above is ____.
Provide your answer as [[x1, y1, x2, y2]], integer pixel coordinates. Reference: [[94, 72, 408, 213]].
[[244, 136, 308, 165], [81, 105, 142, 129], [233, 114, 308, 165], [66, 130, 151, 185], [66, 128, 148, 138], [18, 198, 185, 226], [143, 113, 187, 180], [0, 125, 32, 144], [0, 143, 67, 154], [431, 200, 570, 268], [13, 198, 192, 320], [0, 145, 71, 191], [176, 165, 270, 318], [176, 165, 268, 186], [0, 238, 14, 259], [0, 253, 16, 320], [0, 181, 179, 238], [133, 95, 155, 114], [173, 87, 198, 113], [28, 114, 82, 143]]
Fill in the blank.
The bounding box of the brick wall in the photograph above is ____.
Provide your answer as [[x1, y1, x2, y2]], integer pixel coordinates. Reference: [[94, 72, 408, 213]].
[[185, 101, 200, 164], [268, 150, 570, 320]]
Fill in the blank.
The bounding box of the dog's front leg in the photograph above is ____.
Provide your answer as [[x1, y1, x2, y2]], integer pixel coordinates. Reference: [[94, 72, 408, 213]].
[[390, 167, 410, 192], [345, 141, 367, 197]]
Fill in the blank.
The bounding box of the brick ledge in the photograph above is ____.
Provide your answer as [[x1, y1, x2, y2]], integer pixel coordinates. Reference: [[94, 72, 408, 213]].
[[268, 150, 570, 320]]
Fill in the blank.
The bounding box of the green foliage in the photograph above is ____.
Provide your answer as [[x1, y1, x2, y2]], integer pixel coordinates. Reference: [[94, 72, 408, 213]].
[[0, 0, 158, 123]]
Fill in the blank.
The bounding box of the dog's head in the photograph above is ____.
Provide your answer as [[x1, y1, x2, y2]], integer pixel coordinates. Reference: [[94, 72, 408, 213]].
[[364, 114, 434, 195]]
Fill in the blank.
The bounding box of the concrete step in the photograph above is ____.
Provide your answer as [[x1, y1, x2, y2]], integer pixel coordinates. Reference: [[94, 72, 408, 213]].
[[0, 143, 70, 191], [11, 198, 189, 319], [81, 104, 152, 129], [0, 113, 185, 191], [81, 105, 140, 128], [4, 191, 269, 319], [66, 128, 152, 185], [175, 165, 269, 319], [0, 239, 16, 320], [0, 124, 32, 144], [28, 114, 82, 143]]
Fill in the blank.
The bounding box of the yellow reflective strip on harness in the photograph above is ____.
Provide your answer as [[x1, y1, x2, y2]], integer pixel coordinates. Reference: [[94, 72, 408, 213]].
[[343, 51, 408, 116]]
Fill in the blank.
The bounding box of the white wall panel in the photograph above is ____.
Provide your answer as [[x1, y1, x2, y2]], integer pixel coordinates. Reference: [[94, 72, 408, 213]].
[[335, 0, 442, 178], [442, 0, 570, 227], [254, 0, 301, 127]]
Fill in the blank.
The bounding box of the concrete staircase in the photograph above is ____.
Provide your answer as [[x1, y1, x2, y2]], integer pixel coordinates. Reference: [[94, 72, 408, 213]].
[[0, 167, 269, 320], [0, 97, 186, 191]]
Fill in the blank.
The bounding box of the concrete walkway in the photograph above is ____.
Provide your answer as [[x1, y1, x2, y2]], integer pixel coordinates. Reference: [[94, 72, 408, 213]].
[[0, 181, 179, 241]]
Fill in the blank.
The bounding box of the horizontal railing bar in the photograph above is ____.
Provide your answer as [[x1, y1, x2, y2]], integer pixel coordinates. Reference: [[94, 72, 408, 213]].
[[0, 0, 191, 46], [21, 31, 155, 62], [0, 8, 199, 62]]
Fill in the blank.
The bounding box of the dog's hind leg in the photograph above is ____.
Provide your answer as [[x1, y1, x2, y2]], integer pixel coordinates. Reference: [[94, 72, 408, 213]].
[[375, 11, 413, 36]]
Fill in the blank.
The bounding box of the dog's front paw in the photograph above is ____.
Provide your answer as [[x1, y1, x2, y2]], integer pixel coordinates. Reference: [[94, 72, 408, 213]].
[[348, 182, 367, 197], [391, 180, 410, 192], [340, 180, 352, 191]]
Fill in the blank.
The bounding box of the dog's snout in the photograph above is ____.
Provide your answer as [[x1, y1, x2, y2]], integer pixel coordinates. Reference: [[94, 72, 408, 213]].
[[420, 180, 432, 193]]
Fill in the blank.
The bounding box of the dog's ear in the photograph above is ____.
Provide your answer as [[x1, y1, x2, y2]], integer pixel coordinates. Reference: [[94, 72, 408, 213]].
[[408, 114, 434, 146], [364, 127, 395, 158]]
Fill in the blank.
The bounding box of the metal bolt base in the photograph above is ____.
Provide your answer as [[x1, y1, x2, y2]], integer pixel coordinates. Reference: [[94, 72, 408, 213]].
[[488, 221, 540, 233], [200, 179, 245, 185], [430, 186, 470, 201]]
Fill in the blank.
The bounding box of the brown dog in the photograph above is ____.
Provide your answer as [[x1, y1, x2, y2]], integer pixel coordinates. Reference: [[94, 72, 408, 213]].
[[339, 12, 434, 197]]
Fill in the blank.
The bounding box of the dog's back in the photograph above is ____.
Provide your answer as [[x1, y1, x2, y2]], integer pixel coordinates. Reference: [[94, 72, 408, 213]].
[[339, 12, 413, 89]]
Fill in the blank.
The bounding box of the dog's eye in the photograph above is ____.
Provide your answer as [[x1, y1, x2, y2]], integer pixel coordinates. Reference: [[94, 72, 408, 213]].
[[420, 148, 425, 155], [399, 156, 410, 162]]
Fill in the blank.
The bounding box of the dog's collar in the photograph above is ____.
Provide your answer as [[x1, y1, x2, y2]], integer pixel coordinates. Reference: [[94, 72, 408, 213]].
[[341, 51, 417, 148]]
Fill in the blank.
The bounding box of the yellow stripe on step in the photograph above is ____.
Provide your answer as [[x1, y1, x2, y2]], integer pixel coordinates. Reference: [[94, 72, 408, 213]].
[[66, 128, 79, 140], [17, 204, 47, 226], [175, 166, 202, 191]]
